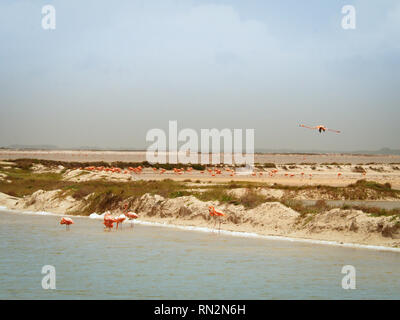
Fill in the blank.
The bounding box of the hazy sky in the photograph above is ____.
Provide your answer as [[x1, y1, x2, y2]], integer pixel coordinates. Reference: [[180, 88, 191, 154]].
[[0, 0, 399, 151]]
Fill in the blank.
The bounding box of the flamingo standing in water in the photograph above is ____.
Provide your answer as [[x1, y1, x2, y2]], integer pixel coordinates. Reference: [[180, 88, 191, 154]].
[[60, 217, 74, 230], [103, 213, 116, 231], [123, 203, 139, 228], [208, 206, 225, 233], [114, 214, 126, 230]]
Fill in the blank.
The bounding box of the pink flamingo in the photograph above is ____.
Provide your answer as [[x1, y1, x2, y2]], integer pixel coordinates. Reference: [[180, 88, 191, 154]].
[[60, 217, 74, 230], [123, 203, 138, 228], [114, 214, 126, 230], [103, 213, 116, 231], [209, 206, 225, 233]]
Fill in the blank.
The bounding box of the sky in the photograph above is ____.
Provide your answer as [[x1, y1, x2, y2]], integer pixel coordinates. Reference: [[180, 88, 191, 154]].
[[0, 0, 399, 151]]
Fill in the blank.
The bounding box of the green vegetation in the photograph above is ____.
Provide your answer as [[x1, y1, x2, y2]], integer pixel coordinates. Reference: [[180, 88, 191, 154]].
[[282, 199, 329, 218], [0, 166, 64, 197], [352, 166, 366, 173], [284, 199, 400, 219], [271, 179, 399, 200], [10, 158, 206, 171], [263, 163, 277, 168], [341, 204, 400, 217]]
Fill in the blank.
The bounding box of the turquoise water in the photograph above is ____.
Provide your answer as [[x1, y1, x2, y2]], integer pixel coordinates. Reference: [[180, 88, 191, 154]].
[[0, 210, 399, 299]]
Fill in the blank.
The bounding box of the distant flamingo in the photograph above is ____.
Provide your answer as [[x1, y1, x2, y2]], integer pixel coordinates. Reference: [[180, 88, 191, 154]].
[[60, 217, 74, 230], [299, 124, 341, 134]]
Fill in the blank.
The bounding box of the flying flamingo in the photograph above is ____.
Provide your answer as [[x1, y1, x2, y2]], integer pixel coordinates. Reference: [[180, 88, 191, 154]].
[[208, 206, 225, 233], [299, 124, 341, 134], [60, 217, 74, 230]]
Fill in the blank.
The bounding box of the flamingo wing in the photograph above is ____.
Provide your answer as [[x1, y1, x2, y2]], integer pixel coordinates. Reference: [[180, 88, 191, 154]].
[[299, 124, 318, 130], [326, 128, 341, 133]]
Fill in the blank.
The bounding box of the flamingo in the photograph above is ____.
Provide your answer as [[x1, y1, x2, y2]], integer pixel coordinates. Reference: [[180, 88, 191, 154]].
[[123, 203, 138, 228], [103, 213, 116, 231], [60, 217, 74, 230], [208, 206, 225, 233], [299, 124, 341, 134], [114, 214, 126, 230]]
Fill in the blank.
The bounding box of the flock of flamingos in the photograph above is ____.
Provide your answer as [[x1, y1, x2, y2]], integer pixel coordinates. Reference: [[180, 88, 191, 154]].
[[60, 203, 139, 231], [79, 164, 367, 180], [60, 204, 225, 232]]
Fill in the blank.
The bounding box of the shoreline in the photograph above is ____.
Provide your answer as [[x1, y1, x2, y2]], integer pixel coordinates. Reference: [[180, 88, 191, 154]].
[[1, 206, 400, 253]]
